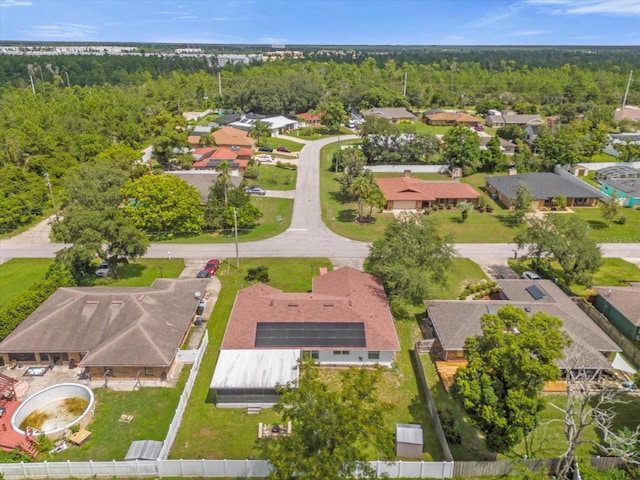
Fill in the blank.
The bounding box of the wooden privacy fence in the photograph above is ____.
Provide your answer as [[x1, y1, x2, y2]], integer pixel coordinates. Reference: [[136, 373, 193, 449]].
[[411, 345, 454, 462], [575, 298, 640, 368]]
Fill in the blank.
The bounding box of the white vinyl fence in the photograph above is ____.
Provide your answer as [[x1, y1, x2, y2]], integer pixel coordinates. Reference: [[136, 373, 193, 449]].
[[158, 331, 209, 460], [0, 459, 454, 479]]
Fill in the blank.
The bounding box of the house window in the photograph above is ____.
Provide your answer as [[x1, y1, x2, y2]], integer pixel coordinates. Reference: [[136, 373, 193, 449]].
[[333, 350, 350, 356], [8, 353, 35, 362], [303, 350, 319, 360], [368, 351, 380, 360], [144, 367, 154, 376]]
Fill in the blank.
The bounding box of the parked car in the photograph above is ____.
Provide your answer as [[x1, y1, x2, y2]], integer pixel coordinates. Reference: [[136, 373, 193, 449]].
[[258, 146, 273, 152], [521, 271, 541, 280], [245, 185, 267, 196], [203, 259, 220, 275], [197, 269, 211, 278], [474, 125, 485, 131], [276, 146, 292, 153], [95, 261, 110, 278], [255, 154, 274, 163]]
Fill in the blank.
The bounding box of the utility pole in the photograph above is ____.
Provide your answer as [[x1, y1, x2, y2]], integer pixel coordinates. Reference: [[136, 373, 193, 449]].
[[65, 71, 71, 88], [218, 71, 222, 97], [622, 70, 633, 109], [29, 74, 35, 94], [233, 207, 239, 269], [44, 172, 58, 220], [403, 71, 407, 97]]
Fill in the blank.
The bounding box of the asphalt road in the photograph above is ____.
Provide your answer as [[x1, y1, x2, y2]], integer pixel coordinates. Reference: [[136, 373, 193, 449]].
[[1, 135, 640, 267]]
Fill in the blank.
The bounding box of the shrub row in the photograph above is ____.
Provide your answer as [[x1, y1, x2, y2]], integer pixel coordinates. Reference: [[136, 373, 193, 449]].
[[458, 280, 498, 300]]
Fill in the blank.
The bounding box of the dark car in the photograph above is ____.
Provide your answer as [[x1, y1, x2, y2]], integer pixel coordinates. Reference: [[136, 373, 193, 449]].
[[204, 259, 220, 275], [258, 146, 273, 152], [245, 185, 267, 196], [197, 269, 211, 278], [276, 146, 292, 153], [95, 261, 110, 278], [474, 125, 485, 131]]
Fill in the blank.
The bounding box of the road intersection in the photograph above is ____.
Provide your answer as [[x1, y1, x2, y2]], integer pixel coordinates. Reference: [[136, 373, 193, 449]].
[[1, 135, 639, 271]]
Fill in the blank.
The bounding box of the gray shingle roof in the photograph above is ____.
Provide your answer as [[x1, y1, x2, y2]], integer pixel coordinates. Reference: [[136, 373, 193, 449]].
[[485, 172, 602, 201], [426, 280, 621, 370], [603, 178, 640, 198], [594, 286, 640, 327]]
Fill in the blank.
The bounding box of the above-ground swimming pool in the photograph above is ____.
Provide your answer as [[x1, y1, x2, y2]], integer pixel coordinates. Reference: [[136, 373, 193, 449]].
[[11, 383, 95, 438]]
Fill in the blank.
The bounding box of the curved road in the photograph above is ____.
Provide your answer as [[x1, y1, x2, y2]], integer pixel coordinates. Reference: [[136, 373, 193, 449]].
[[1, 135, 640, 265]]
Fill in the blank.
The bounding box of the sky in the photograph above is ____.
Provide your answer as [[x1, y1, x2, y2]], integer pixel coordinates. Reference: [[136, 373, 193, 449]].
[[0, 0, 639, 46]]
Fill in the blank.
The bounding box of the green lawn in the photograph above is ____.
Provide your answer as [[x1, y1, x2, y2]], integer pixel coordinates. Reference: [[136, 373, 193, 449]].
[[509, 257, 640, 297], [245, 165, 297, 191], [590, 152, 618, 163], [171, 258, 333, 460], [429, 258, 490, 299], [152, 197, 293, 244], [571, 208, 640, 243], [261, 137, 304, 152], [97, 258, 185, 286], [41, 375, 186, 461], [0, 258, 53, 307], [320, 144, 520, 243], [291, 126, 353, 140], [503, 394, 640, 460]]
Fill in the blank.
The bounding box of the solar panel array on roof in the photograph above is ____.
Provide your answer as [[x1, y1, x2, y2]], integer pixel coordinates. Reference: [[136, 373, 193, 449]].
[[526, 285, 546, 300], [255, 322, 366, 347]]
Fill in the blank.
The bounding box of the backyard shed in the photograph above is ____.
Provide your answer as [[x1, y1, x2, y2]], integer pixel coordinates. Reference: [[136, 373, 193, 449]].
[[395, 423, 423, 459]]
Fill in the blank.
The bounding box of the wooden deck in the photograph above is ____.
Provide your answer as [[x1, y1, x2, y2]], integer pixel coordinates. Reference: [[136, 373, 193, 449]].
[[435, 360, 468, 392]]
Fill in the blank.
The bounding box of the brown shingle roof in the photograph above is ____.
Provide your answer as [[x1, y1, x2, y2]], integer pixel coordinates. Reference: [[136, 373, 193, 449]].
[[376, 177, 479, 203], [212, 126, 256, 148], [0, 279, 205, 367], [425, 112, 482, 124], [221, 267, 400, 351]]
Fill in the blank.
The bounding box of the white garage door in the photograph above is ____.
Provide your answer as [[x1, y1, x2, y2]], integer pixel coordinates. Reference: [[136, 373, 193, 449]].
[[392, 200, 418, 210]]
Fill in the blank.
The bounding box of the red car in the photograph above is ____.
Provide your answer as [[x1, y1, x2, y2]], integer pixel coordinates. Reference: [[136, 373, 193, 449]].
[[474, 125, 484, 131], [276, 146, 292, 153], [203, 259, 220, 275]]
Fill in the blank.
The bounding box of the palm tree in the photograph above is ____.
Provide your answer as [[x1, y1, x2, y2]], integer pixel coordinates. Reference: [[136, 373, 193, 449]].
[[457, 201, 474, 223], [249, 120, 272, 147], [216, 160, 231, 207], [366, 185, 386, 218], [349, 176, 372, 221]]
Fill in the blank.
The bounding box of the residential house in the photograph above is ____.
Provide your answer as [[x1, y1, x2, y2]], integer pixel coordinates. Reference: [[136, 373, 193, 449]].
[[600, 178, 640, 208], [613, 105, 640, 124], [594, 286, 640, 341], [228, 114, 298, 135], [167, 171, 243, 204], [211, 126, 256, 150], [422, 111, 482, 127], [192, 147, 249, 174], [479, 136, 517, 154], [485, 172, 603, 209], [212, 113, 242, 127], [209, 267, 401, 407], [376, 172, 479, 211], [523, 124, 541, 145], [425, 279, 623, 373], [0, 279, 205, 378], [362, 107, 417, 123], [603, 133, 640, 158], [297, 112, 321, 127], [486, 114, 544, 128]]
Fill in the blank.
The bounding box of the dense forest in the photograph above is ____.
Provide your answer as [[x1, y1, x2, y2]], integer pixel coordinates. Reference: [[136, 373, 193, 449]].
[[1, 47, 639, 236]]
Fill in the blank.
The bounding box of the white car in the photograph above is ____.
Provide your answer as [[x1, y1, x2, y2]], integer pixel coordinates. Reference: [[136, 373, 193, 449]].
[[255, 154, 274, 163], [521, 271, 541, 280]]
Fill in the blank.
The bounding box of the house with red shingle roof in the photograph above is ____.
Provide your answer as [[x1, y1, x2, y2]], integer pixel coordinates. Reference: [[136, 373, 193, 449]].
[[211, 126, 256, 150], [191, 146, 250, 173], [209, 267, 400, 406], [376, 172, 480, 211], [297, 112, 321, 126]]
